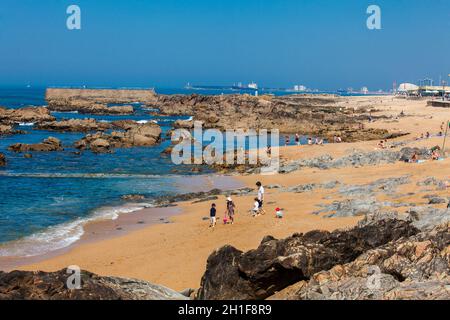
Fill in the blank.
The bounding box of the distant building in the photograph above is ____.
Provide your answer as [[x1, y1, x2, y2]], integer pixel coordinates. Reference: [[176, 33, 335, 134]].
[[418, 78, 434, 87]]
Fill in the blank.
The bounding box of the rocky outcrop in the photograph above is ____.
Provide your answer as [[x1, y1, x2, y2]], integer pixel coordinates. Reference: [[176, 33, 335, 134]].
[[0, 269, 188, 300], [0, 124, 16, 135], [74, 122, 162, 153], [154, 94, 400, 141], [36, 119, 111, 132], [48, 101, 134, 115], [196, 219, 418, 300], [46, 88, 157, 115], [46, 88, 157, 104], [0, 153, 5, 166], [279, 147, 430, 174], [269, 223, 449, 300], [0, 106, 55, 125], [8, 137, 63, 153]]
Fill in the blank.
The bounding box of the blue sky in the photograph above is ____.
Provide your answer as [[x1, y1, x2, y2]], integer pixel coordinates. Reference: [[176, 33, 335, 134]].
[[0, 0, 449, 90]]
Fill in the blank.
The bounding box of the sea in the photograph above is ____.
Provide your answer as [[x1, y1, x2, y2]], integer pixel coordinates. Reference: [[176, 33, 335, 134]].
[[0, 86, 354, 258]]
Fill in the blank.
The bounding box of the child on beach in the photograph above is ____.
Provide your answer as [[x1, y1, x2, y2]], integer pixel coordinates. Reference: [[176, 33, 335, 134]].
[[225, 197, 235, 224], [275, 207, 283, 219], [252, 198, 260, 217], [209, 203, 217, 228]]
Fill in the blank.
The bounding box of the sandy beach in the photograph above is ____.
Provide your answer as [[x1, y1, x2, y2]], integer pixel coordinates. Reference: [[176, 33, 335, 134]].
[[6, 96, 450, 292]]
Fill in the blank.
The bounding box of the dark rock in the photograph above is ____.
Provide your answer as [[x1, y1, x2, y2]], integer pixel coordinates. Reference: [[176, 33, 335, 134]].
[[269, 224, 449, 300], [196, 219, 418, 300], [0, 269, 188, 300], [0, 153, 5, 166], [121, 194, 146, 201]]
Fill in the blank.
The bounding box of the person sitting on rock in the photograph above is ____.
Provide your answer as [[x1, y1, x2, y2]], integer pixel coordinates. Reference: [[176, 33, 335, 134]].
[[410, 152, 418, 163]]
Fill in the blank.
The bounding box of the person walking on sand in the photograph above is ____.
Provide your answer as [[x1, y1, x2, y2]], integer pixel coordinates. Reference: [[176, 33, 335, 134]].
[[225, 196, 236, 224], [209, 203, 217, 229], [285, 135, 290, 146], [295, 134, 300, 146], [256, 181, 266, 215], [252, 197, 260, 217]]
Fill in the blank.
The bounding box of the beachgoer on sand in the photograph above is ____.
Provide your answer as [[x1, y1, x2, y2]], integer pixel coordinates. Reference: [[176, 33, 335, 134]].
[[225, 196, 235, 224], [256, 181, 266, 215], [285, 135, 290, 146], [431, 150, 440, 160], [209, 203, 217, 228], [252, 197, 260, 217], [295, 134, 300, 146], [275, 207, 283, 219], [307, 137, 313, 145]]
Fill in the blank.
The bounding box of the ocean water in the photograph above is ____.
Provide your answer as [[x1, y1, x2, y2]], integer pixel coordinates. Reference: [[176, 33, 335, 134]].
[[0, 86, 335, 258]]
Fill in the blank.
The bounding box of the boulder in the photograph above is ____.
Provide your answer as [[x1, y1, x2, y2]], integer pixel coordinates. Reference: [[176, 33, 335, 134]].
[[196, 219, 418, 300], [0, 269, 188, 300], [74, 123, 162, 153], [36, 119, 111, 132], [0, 153, 5, 166], [0, 106, 55, 124], [269, 223, 449, 300], [0, 124, 15, 135], [90, 138, 111, 153], [8, 137, 63, 153]]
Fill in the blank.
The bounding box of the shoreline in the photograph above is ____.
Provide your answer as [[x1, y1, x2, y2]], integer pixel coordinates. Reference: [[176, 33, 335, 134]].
[[0, 173, 244, 271]]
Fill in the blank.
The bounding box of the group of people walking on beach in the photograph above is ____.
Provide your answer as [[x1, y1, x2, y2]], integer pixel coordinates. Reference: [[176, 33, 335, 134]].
[[209, 181, 266, 229]]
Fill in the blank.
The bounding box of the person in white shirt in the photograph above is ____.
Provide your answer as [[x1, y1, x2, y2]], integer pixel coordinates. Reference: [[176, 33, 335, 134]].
[[252, 198, 260, 217], [256, 181, 266, 215]]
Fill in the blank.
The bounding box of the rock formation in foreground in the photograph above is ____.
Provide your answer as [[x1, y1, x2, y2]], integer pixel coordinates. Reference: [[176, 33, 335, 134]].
[[8, 137, 63, 153], [74, 122, 162, 153], [0, 106, 55, 125], [196, 219, 419, 300], [0, 269, 188, 300], [154, 94, 400, 142], [269, 223, 449, 300], [0, 153, 5, 166]]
